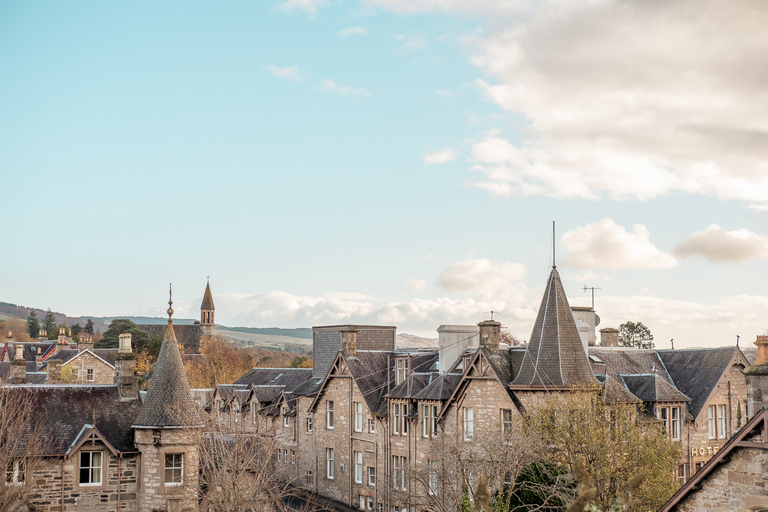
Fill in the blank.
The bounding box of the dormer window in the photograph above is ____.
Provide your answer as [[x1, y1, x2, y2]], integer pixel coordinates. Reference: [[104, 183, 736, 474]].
[[396, 358, 409, 385]]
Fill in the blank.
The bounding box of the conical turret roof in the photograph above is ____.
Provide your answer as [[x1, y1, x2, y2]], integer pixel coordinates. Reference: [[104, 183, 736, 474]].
[[201, 280, 215, 311], [133, 291, 203, 428], [511, 267, 598, 388]]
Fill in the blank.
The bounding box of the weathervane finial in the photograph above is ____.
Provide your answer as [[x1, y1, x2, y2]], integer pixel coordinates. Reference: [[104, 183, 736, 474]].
[[167, 283, 174, 319], [552, 221, 556, 269]]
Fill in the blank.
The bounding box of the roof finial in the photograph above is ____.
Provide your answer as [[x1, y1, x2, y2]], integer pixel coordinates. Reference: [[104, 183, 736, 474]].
[[737, 334, 740, 348], [167, 283, 174, 320], [552, 221, 556, 269]]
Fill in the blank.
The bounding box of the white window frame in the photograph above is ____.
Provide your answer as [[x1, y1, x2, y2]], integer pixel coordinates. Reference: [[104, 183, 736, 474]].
[[86, 368, 95, 381], [326, 448, 335, 479], [307, 417, 313, 432], [393, 404, 400, 435], [718, 404, 727, 439], [283, 407, 290, 427], [360, 496, 366, 510], [428, 459, 437, 496], [164, 453, 183, 486], [422, 405, 430, 438], [327, 400, 334, 429], [5, 459, 25, 485], [291, 450, 296, 465], [355, 451, 363, 484], [367, 497, 374, 511], [671, 407, 680, 441], [369, 418, 376, 433], [396, 358, 406, 385], [277, 448, 282, 462], [79, 451, 102, 486], [368, 466, 376, 486], [283, 449, 288, 463], [708, 405, 716, 439], [463, 407, 474, 440], [355, 402, 363, 432], [393, 455, 407, 490], [500, 409, 512, 432]]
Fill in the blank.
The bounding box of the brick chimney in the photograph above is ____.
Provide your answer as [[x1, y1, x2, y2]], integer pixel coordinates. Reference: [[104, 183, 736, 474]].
[[116, 333, 138, 400], [47, 358, 63, 383], [78, 332, 94, 353], [478, 319, 501, 355], [340, 328, 357, 358], [10, 344, 26, 384], [38, 328, 47, 342], [600, 328, 619, 348], [754, 335, 768, 366]]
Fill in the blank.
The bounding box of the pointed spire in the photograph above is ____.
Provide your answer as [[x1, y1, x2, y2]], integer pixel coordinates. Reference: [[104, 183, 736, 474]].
[[133, 285, 202, 428], [510, 267, 598, 388], [165, 283, 177, 343], [201, 279, 215, 311]]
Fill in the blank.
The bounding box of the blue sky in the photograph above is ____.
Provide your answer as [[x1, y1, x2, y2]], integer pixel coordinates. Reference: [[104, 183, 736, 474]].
[[2, 0, 768, 348]]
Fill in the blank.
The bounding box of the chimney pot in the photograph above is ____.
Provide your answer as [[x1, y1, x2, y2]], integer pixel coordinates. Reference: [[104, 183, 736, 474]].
[[340, 328, 357, 357], [600, 328, 620, 348]]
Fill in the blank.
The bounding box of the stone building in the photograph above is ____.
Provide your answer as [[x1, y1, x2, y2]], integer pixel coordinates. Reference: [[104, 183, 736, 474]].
[[222, 263, 755, 512], [658, 405, 768, 511], [2, 291, 204, 512]]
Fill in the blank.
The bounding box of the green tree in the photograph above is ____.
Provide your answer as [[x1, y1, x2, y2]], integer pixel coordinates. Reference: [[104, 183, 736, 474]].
[[26, 311, 40, 339], [96, 319, 151, 354], [70, 323, 82, 336], [44, 309, 56, 340], [524, 387, 680, 512], [83, 319, 94, 334], [618, 321, 655, 349]]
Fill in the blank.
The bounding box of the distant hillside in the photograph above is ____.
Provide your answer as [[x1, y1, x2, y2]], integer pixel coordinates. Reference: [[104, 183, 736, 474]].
[[397, 333, 438, 349], [217, 326, 311, 338]]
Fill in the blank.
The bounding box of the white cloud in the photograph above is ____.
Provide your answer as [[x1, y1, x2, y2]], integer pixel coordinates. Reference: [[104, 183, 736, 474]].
[[403, 279, 428, 291], [674, 224, 768, 263], [422, 148, 458, 164], [436, 89, 455, 98], [316, 79, 372, 97], [374, 0, 768, 203], [562, 219, 677, 270], [264, 65, 307, 82], [338, 26, 368, 37], [435, 258, 527, 294], [274, 0, 330, 17], [395, 33, 427, 52]]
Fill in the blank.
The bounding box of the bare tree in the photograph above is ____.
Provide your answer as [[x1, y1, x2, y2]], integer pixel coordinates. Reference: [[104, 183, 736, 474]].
[[410, 420, 575, 512], [0, 387, 49, 512], [196, 408, 308, 512]]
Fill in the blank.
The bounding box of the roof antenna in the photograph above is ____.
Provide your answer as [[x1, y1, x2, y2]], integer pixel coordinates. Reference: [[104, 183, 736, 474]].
[[737, 335, 740, 348], [670, 338, 674, 350], [552, 221, 556, 269]]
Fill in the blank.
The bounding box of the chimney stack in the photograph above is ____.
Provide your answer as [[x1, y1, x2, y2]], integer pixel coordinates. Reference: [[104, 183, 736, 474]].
[[47, 359, 63, 383], [116, 333, 138, 400], [478, 319, 501, 355], [600, 328, 619, 348], [754, 335, 768, 366], [36, 347, 42, 369], [78, 332, 94, 353], [38, 328, 47, 341], [340, 328, 357, 358], [10, 344, 26, 384]]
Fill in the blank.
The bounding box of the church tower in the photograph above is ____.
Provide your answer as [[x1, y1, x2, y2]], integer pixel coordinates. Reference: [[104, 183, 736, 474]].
[[200, 278, 215, 336]]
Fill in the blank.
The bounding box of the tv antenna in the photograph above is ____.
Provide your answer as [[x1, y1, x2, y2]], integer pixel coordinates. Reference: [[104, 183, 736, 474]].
[[582, 286, 601, 309]]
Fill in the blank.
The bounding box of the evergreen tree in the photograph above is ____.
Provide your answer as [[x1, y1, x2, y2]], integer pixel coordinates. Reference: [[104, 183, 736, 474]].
[[44, 309, 56, 340], [70, 323, 82, 336], [27, 311, 40, 339], [84, 319, 94, 334]]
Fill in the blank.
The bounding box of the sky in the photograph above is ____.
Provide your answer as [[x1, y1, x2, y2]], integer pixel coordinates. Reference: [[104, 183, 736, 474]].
[[2, 0, 768, 349]]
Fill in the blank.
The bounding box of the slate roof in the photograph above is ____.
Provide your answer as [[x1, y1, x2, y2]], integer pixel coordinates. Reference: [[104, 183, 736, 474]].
[[201, 281, 215, 310], [387, 372, 436, 399], [658, 347, 746, 419], [596, 374, 642, 403], [588, 349, 674, 385], [235, 368, 314, 391], [2, 342, 56, 363], [620, 373, 690, 403], [488, 347, 526, 387], [511, 267, 598, 388], [7, 385, 142, 454], [133, 316, 203, 428], [346, 351, 393, 415], [414, 373, 462, 401]]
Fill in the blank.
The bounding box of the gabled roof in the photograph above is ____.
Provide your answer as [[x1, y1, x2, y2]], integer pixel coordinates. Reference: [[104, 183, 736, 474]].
[[658, 347, 748, 419], [234, 368, 313, 391], [387, 372, 436, 399], [414, 373, 462, 401], [620, 373, 690, 403], [440, 346, 520, 421], [201, 281, 215, 310], [596, 374, 642, 404], [658, 405, 768, 512], [6, 385, 142, 455], [588, 348, 674, 386], [133, 307, 203, 428], [46, 348, 115, 370], [511, 268, 598, 388]]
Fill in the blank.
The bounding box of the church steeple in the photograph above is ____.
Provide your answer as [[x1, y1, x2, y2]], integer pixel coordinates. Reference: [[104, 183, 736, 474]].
[[200, 278, 215, 336]]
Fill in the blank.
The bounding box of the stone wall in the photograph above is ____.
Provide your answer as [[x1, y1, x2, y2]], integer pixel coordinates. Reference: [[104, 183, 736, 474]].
[[674, 446, 768, 511], [29, 451, 139, 511], [134, 429, 199, 512], [63, 351, 115, 384]]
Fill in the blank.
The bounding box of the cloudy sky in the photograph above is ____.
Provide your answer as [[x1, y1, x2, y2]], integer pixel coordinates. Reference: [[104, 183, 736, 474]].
[[2, 0, 768, 348]]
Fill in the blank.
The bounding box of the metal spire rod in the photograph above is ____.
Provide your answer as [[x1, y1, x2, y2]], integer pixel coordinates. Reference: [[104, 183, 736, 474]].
[[552, 221, 556, 268]]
